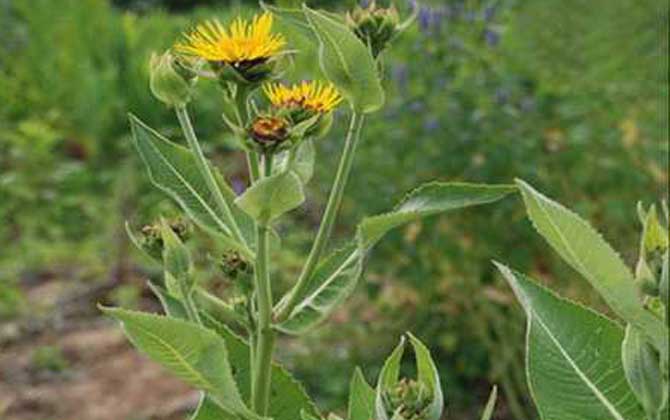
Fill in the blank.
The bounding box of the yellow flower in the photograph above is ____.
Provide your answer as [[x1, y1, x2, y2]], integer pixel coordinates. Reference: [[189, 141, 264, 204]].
[[175, 12, 285, 64], [263, 81, 343, 113]]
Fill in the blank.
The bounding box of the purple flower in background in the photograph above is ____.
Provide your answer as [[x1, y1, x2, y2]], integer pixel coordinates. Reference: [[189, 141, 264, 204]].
[[232, 178, 246, 195], [360, 0, 371, 8], [409, 100, 425, 112], [418, 6, 432, 33], [392, 64, 409, 92], [423, 117, 440, 133], [407, 0, 418, 12], [484, 29, 500, 47]]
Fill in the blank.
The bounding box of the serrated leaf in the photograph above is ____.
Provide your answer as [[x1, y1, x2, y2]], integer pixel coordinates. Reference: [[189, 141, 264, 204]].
[[279, 183, 515, 334], [479, 386, 498, 420], [302, 5, 384, 113], [100, 307, 258, 420], [201, 314, 321, 420], [347, 367, 375, 420], [129, 114, 250, 256], [146, 287, 319, 420], [359, 183, 517, 249], [277, 243, 362, 335], [235, 171, 305, 224], [516, 179, 668, 359], [495, 263, 645, 420]]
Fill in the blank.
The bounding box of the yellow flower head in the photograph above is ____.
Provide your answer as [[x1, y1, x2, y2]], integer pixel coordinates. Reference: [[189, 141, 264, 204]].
[[175, 12, 285, 64], [263, 81, 343, 113]]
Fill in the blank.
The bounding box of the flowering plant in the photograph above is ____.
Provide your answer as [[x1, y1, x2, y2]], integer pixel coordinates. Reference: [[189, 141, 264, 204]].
[[101, 2, 512, 419]]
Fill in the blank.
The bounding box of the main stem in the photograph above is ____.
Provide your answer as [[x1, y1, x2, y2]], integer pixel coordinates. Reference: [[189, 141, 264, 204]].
[[275, 112, 365, 321], [175, 106, 250, 255], [251, 154, 275, 415]]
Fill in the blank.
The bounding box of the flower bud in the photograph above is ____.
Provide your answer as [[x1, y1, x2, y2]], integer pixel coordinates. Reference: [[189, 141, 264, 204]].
[[248, 116, 291, 153], [622, 325, 668, 420], [149, 51, 197, 107], [219, 251, 254, 296], [346, 1, 403, 57], [376, 334, 443, 420], [384, 379, 432, 420], [135, 218, 191, 261]]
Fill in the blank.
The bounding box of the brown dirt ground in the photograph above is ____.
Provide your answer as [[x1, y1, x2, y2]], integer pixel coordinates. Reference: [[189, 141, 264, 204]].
[[0, 322, 198, 420]]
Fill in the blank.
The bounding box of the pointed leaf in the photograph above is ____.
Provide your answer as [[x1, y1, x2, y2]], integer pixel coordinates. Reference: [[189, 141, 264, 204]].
[[279, 183, 515, 334], [495, 263, 645, 420], [347, 367, 375, 420], [100, 307, 258, 420], [129, 115, 250, 256], [516, 179, 668, 359], [303, 5, 385, 113], [235, 171, 305, 224], [407, 333, 443, 420]]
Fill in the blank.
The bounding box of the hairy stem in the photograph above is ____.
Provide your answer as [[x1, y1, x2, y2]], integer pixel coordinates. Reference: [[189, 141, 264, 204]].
[[275, 112, 365, 321], [175, 106, 251, 256], [251, 154, 275, 415]]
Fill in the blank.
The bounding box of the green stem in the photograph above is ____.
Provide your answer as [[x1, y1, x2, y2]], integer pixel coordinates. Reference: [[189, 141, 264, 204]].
[[175, 106, 250, 255], [251, 154, 275, 415], [275, 112, 365, 321], [234, 86, 261, 183]]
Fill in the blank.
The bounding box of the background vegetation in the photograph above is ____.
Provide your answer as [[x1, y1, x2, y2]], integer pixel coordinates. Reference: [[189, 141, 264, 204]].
[[0, 0, 667, 419]]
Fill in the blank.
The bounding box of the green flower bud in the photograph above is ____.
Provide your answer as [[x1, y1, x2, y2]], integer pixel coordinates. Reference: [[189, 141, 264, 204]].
[[622, 325, 668, 419], [346, 1, 404, 57], [376, 334, 443, 420], [149, 51, 197, 107], [136, 217, 192, 261]]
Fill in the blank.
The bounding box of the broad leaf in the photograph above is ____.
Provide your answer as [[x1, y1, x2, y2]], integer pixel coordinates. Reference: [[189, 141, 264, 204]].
[[302, 5, 384, 113], [100, 307, 258, 420], [347, 367, 375, 420], [275, 140, 315, 185], [495, 263, 645, 420], [147, 286, 319, 420], [516, 179, 668, 359], [202, 314, 321, 420], [129, 114, 250, 256], [235, 171, 305, 225], [277, 243, 362, 335], [279, 183, 515, 334], [479, 386, 498, 420]]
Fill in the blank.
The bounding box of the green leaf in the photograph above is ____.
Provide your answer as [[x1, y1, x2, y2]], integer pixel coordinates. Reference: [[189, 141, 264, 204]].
[[479, 386, 498, 420], [275, 140, 315, 185], [622, 325, 667, 419], [277, 243, 362, 335], [495, 263, 646, 420], [347, 367, 375, 420], [190, 395, 237, 420], [149, 288, 320, 420], [359, 183, 517, 249], [201, 315, 321, 420], [129, 114, 249, 256], [516, 179, 668, 359], [235, 171, 305, 225], [100, 307, 258, 420], [279, 183, 515, 334], [302, 5, 385, 113]]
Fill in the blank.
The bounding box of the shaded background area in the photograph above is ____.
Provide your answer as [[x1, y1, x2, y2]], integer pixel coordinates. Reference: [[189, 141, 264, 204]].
[[0, 0, 667, 419]]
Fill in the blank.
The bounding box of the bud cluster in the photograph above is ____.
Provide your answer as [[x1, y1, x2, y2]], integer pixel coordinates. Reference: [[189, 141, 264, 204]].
[[346, 1, 402, 57], [138, 218, 191, 260], [383, 379, 433, 420]]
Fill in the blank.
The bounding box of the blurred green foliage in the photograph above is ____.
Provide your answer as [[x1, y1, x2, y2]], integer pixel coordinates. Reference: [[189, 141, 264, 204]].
[[0, 0, 667, 418]]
